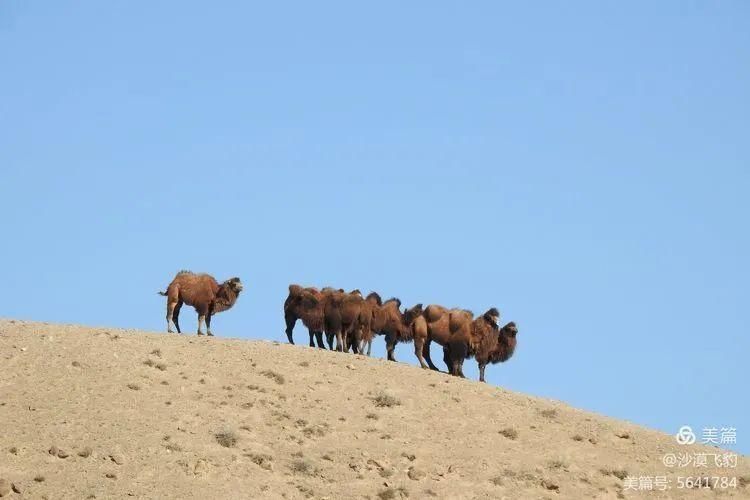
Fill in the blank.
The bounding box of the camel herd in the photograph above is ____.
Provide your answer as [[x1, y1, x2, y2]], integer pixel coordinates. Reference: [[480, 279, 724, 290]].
[[284, 285, 518, 382], [158, 272, 518, 382]]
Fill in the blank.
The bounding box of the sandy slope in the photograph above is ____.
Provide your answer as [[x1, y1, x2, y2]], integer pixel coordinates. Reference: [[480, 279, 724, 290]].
[[0, 319, 747, 500]]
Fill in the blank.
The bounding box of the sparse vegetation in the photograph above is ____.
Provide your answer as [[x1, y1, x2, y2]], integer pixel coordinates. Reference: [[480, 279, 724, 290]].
[[539, 408, 558, 419], [373, 392, 401, 407], [572, 434, 585, 441], [290, 459, 313, 475], [366, 412, 379, 420], [9, 446, 17, 455], [377, 486, 408, 499], [127, 383, 141, 391], [247, 453, 273, 470], [547, 458, 568, 470], [214, 429, 238, 448], [165, 442, 182, 452], [33, 476, 45, 483], [298, 361, 309, 367], [260, 370, 285, 385], [600, 467, 628, 480], [499, 427, 518, 440], [143, 359, 155, 367], [150, 349, 162, 357]]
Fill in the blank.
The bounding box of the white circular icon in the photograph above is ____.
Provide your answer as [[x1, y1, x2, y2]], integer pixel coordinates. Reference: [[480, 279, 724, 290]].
[[675, 425, 696, 445]]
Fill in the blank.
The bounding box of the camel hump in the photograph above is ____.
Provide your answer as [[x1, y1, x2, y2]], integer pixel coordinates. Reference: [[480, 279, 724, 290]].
[[424, 305, 448, 323], [288, 284, 304, 295]]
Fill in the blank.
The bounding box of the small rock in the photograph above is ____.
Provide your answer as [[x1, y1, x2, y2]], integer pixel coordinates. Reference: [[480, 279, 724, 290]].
[[346, 364, 355, 370], [109, 454, 124, 465], [408, 467, 426, 481], [0, 478, 10, 497], [11, 483, 21, 494], [19, 347, 26, 352], [105, 473, 117, 479], [57, 449, 69, 459], [48, 445, 59, 456]]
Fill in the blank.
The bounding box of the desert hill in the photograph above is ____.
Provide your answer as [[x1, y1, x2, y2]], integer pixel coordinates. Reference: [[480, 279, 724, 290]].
[[0, 319, 747, 499]]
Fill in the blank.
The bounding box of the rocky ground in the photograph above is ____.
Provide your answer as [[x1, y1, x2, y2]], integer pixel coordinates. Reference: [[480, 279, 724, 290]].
[[0, 319, 747, 499]]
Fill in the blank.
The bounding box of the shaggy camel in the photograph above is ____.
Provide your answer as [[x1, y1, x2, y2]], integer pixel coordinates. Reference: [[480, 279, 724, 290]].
[[159, 271, 243, 336], [411, 305, 482, 371], [440, 308, 511, 379], [473, 321, 518, 382], [284, 285, 340, 348], [358, 295, 421, 359], [324, 289, 366, 352]]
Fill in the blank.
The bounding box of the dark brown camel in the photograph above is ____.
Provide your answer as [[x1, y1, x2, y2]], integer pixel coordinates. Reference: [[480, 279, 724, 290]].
[[158, 271, 242, 336], [324, 289, 366, 352], [411, 305, 476, 370], [359, 295, 423, 361], [474, 321, 518, 382], [285, 285, 325, 348], [440, 307, 503, 378]]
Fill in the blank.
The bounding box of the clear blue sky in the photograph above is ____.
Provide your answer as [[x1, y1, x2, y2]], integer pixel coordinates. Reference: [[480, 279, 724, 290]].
[[2, 2, 748, 453]]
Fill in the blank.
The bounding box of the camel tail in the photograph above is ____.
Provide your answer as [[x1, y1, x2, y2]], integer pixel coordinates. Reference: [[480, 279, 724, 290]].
[[157, 290, 168, 296]]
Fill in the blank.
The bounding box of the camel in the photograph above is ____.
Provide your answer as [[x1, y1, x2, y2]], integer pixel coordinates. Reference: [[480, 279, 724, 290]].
[[324, 289, 366, 352], [443, 317, 517, 381], [357, 295, 420, 359], [158, 271, 242, 336], [473, 321, 518, 382], [410, 305, 481, 371], [284, 285, 324, 348]]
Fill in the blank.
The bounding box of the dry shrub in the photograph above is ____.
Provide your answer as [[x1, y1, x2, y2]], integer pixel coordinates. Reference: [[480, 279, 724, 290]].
[[260, 370, 285, 385], [373, 392, 401, 408], [290, 459, 313, 475], [499, 427, 518, 440], [215, 429, 238, 448], [600, 467, 628, 480], [377, 486, 408, 499]]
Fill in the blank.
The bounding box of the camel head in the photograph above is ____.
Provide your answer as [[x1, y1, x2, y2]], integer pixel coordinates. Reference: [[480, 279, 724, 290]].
[[350, 289, 362, 297], [482, 307, 500, 328], [500, 321, 518, 339], [224, 277, 243, 294]]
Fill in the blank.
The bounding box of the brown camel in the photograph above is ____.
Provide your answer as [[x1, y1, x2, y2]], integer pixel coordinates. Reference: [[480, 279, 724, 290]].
[[411, 305, 478, 371], [440, 308, 506, 379], [324, 289, 366, 352], [358, 295, 421, 360], [158, 271, 243, 336], [284, 285, 327, 348], [473, 321, 518, 382]]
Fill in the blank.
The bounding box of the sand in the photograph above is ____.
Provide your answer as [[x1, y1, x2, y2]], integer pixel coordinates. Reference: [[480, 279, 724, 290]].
[[0, 319, 747, 499]]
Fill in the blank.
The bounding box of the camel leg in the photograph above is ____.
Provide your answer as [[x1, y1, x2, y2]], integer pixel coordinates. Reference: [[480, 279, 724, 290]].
[[385, 332, 397, 361], [325, 332, 334, 350], [311, 330, 324, 349], [197, 315, 205, 335], [308, 330, 316, 347], [284, 312, 296, 345], [335, 329, 344, 352], [205, 313, 213, 336], [422, 339, 440, 371], [166, 301, 176, 333], [172, 301, 183, 334], [443, 346, 452, 374], [366, 338, 372, 356], [479, 362, 487, 383], [414, 337, 429, 369]]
